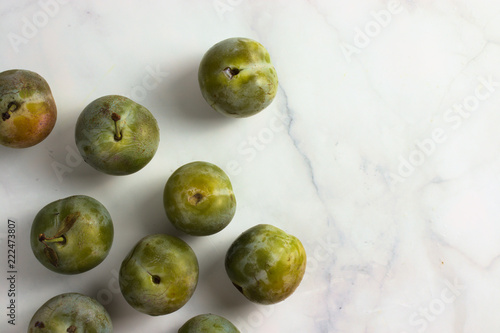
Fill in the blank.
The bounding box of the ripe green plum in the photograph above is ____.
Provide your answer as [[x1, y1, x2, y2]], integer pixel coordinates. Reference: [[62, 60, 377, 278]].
[[30, 195, 114, 274], [119, 234, 199, 316], [179, 313, 240, 333], [163, 161, 236, 236], [225, 224, 306, 304], [75, 95, 160, 175], [28, 292, 112, 332], [0, 69, 57, 148], [198, 37, 278, 118]]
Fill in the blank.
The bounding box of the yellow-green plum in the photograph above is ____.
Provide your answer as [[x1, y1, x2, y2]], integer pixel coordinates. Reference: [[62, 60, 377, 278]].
[[0, 69, 57, 148], [179, 313, 240, 333], [225, 224, 307, 304], [75, 95, 160, 175], [119, 234, 199, 316], [30, 195, 114, 275], [28, 292, 112, 332], [198, 37, 278, 118], [163, 161, 236, 236]]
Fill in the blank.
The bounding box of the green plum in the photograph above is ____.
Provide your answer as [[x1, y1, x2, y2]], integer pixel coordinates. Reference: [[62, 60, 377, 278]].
[[28, 292, 112, 332], [198, 37, 278, 118], [225, 224, 306, 304], [179, 313, 240, 333], [0, 69, 57, 148], [163, 161, 236, 236], [30, 195, 114, 274], [119, 234, 199, 316], [75, 95, 160, 175]]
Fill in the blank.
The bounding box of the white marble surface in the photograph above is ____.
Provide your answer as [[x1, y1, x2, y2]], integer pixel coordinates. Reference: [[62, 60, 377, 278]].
[[1, 0, 500, 332]]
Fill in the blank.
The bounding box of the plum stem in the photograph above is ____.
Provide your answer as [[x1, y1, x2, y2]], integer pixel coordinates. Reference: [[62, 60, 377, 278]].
[[112, 112, 122, 141], [2, 102, 19, 121], [39, 234, 66, 245]]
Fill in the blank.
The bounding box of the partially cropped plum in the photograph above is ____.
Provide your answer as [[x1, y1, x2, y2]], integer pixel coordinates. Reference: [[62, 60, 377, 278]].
[[0, 69, 57, 148], [179, 313, 240, 333], [75, 95, 160, 175], [198, 37, 278, 118], [28, 292, 112, 332], [225, 224, 306, 304], [163, 161, 236, 236], [30, 195, 114, 274], [119, 234, 199, 316]]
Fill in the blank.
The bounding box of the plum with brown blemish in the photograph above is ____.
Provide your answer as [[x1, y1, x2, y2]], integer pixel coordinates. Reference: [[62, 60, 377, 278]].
[[0, 69, 57, 148], [30, 195, 114, 274]]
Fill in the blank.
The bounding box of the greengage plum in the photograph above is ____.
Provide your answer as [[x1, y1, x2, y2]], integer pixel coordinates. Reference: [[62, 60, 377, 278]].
[[178, 313, 240, 333], [28, 292, 112, 332], [0, 69, 57, 148], [75, 95, 160, 175], [198, 37, 278, 118], [225, 224, 306, 304], [119, 234, 199, 316], [30, 195, 114, 274], [163, 161, 236, 236]]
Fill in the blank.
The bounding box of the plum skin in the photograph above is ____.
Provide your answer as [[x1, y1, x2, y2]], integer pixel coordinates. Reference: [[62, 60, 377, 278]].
[[198, 37, 278, 118], [75, 95, 160, 175], [28, 292, 112, 332], [30, 195, 114, 275], [225, 224, 307, 304], [178, 313, 240, 333], [119, 234, 199, 316], [0, 69, 57, 148], [163, 161, 236, 236]]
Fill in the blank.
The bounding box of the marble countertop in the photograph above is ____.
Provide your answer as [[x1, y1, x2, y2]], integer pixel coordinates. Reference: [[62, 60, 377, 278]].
[[1, 0, 500, 332]]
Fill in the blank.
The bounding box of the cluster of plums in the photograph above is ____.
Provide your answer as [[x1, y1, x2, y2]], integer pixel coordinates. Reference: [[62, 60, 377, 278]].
[[1, 37, 307, 332]]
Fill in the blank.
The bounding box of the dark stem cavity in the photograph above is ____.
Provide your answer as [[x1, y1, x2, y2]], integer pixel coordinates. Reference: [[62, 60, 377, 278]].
[[111, 112, 122, 141], [34, 321, 45, 328], [67, 325, 77, 333], [2, 101, 20, 121], [189, 192, 204, 205], [151, 275, 161, 284], [223, 67, 241, 80]]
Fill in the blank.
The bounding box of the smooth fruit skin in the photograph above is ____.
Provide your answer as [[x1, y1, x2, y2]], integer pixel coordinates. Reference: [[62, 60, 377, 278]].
[[163, 161, 236, 236], [119, 234, 199, 316], [30, 195, 114, 275], [75, 95, 160, 175], [198, 37, 278, 118], [225, 224, 307, 305], [179, 313, 240, 333], [28, 292, 112, 333], [0, 69, 57, 148]]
